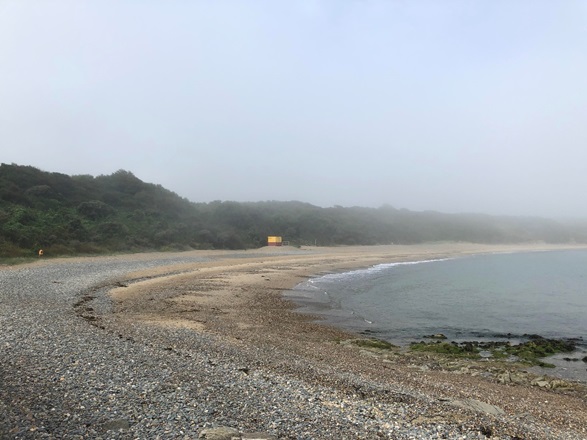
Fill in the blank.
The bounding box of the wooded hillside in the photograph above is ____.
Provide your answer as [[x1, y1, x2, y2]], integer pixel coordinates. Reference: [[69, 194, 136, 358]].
[[1, 163, 586, 258]]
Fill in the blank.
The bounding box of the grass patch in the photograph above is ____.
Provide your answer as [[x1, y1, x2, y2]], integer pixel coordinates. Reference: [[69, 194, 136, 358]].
[[488, 349, 509, 359], [0, 257, 38, 266], [410, 335, 576, 367], [352, 338, 396, 350]]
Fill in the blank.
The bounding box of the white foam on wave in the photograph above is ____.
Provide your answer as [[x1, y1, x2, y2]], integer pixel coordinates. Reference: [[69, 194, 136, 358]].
[[316, 258, 450, 281], [295, 257, 452, 291]]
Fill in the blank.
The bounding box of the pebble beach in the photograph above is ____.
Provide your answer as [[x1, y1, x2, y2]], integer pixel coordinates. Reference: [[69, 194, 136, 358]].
[[1, 244, 586, 439]]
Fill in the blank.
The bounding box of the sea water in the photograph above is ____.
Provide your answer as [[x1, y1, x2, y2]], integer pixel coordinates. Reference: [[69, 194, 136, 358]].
[[287, 249, 587, 380]]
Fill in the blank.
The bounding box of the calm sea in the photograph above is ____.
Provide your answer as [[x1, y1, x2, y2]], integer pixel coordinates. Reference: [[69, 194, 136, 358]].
[[287, 249, 587, 380]]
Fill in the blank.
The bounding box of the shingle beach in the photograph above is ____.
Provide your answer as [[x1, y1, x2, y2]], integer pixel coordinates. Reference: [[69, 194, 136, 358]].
[[1, 244, 586, 439]]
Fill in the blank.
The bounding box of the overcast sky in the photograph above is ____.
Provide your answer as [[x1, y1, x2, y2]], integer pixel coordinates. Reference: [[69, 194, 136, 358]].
[[1, 1, 586, 218]]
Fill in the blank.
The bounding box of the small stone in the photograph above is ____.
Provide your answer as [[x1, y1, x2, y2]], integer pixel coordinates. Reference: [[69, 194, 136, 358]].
[[497, 372, 511, 384], [550, 379, 569, 389], [102, 418, 130, 431], [242, 433, 278, 440], [199, 426, 241, 440], [450, 398, 504, 416]]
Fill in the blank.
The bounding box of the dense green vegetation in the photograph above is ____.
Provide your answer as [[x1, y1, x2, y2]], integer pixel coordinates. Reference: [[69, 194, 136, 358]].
[[2, 163, 587, 258]]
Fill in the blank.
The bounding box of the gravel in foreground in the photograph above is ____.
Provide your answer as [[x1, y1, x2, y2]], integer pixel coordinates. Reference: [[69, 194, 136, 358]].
[[1, 253, 585, 439]]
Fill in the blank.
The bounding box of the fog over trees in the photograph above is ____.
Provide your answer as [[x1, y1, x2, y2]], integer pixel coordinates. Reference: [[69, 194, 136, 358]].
[[2, 164, 587, 258], [2, 3, 587, 219]]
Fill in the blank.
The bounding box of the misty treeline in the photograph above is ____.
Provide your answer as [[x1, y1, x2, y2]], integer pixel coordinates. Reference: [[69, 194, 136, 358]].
[[2, 163, 587, 258]]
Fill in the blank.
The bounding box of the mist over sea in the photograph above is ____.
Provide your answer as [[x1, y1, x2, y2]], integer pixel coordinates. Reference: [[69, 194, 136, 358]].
[[287, 250, 587, 380]]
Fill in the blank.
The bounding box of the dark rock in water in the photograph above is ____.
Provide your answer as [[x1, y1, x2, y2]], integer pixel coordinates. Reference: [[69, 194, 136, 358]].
[[424, 333, 447, 340], [409, 334, 577, 367], [524, 333, 544, 340], [582, 356, 587, 363], [411, 341, 481, 358], [499, 337, 576, 367], [473, 340, 510, 350], [492, 332, 515, 339]]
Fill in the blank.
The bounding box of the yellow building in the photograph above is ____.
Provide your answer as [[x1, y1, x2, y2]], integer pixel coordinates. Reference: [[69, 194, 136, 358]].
[[267, 236, 282, 246]]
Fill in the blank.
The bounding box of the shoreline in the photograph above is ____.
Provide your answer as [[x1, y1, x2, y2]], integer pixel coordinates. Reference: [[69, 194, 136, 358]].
[[4, 242, 587, 439], [107, 243, 587, 439], [284, 249, 587, 376]]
